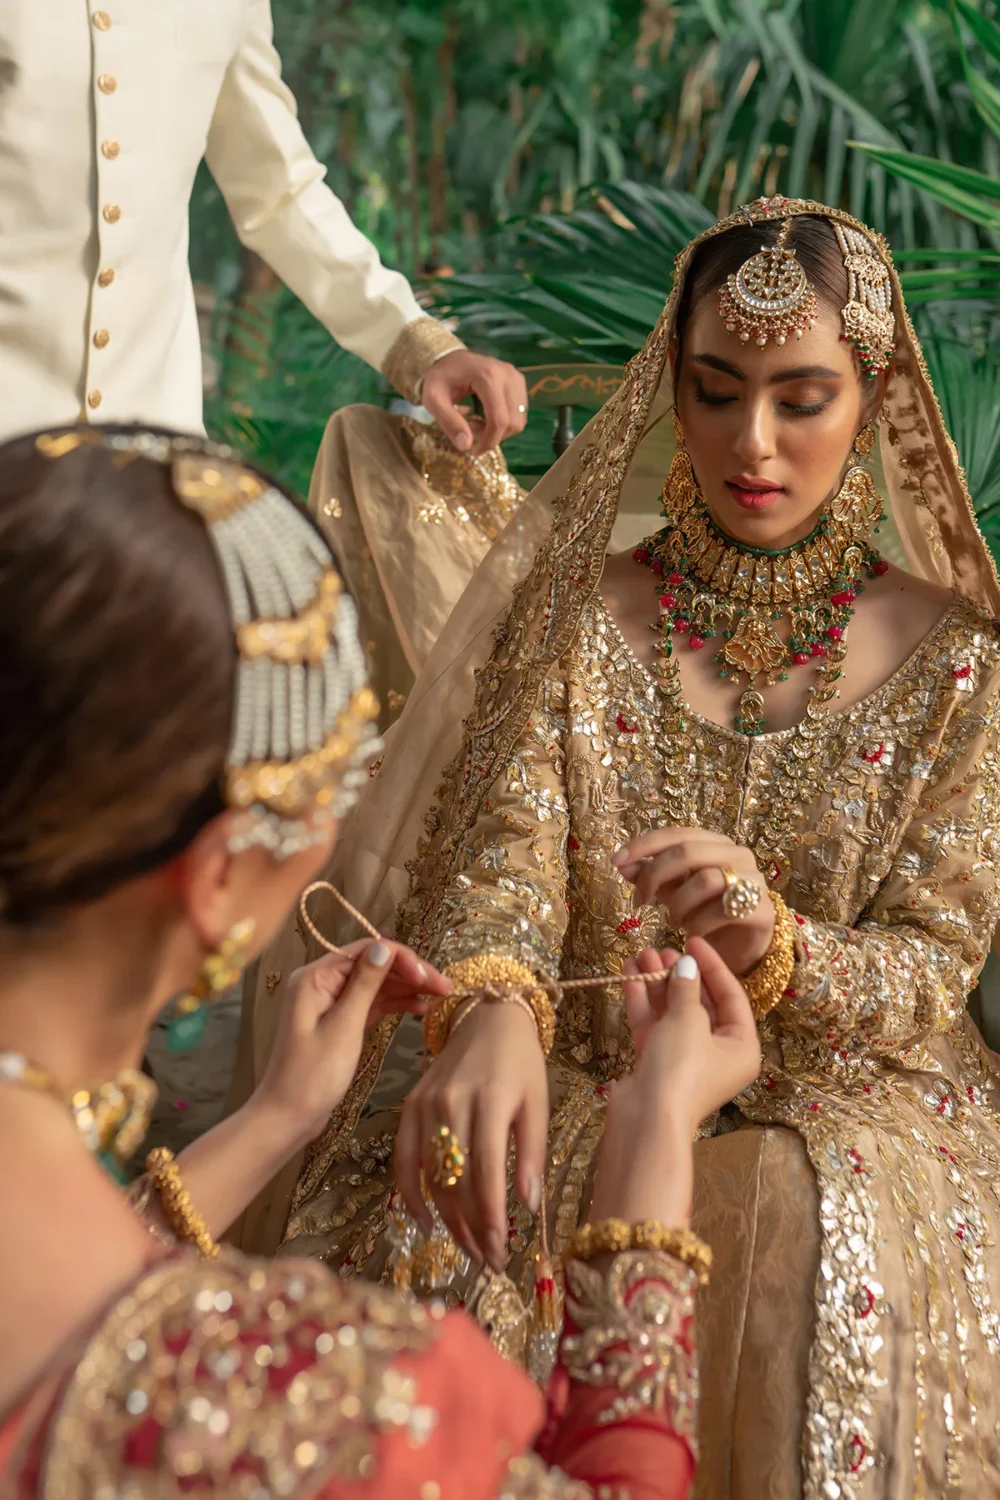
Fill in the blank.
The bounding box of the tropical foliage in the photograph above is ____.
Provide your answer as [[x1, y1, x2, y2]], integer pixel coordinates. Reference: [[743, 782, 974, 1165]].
[[196, 0, 1000, 523]]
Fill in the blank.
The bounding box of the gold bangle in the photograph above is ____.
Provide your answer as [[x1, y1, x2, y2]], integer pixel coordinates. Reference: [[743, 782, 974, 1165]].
[[426, 955, 557, 1057], [145, 1146, 220, 1259], [742, 890, 797, 1022], [565, 1218, 712, 1286]]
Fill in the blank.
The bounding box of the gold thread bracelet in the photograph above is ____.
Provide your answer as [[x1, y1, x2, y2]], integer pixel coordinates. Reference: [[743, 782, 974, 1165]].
[[565, 1218, 712, 1286], [146, 1146, 220, 1259], [742, 891, 797, 1021], [427, 955, 557, 1057]]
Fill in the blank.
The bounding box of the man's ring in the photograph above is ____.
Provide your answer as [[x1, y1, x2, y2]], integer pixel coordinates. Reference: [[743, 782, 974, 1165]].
[[720, 867, 761, 921], [431, 1125, 467, 1188]]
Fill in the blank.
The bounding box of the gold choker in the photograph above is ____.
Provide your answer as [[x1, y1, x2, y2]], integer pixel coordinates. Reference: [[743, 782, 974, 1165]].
[[634, 448, 887, 734]]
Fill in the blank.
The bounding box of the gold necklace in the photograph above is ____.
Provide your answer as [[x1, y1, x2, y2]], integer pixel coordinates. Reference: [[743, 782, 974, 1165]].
[[634, 448, 886, 734], [0, 1051, 155, 1181]]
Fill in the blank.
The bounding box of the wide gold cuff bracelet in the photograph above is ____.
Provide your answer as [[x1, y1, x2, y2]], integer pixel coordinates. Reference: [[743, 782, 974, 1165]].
[[426, 954, 557, 1057]]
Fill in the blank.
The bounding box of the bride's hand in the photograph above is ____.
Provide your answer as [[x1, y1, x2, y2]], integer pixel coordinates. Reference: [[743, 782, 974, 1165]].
[[613, 826, 774, 977], [256, 940, 452, 1147], [395, 1001, 549, 1271]]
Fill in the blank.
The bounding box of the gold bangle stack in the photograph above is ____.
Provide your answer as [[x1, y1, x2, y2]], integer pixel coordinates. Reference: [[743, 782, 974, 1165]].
[[426, 954, 557, 1057], [565, 1218, 712, 1286], [742, 890, 797, 1021], [145, 1146, 220, 1259]]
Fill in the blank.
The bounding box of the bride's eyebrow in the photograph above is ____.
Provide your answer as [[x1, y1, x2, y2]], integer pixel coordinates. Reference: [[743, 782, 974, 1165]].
[[692, 352, 843, 383]]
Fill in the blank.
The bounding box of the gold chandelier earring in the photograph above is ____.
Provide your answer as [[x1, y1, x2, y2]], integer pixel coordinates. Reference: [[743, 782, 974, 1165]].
[[166, 917, 257, 1054], [671, 405, 685, 448], [829, 419, 884, 545]]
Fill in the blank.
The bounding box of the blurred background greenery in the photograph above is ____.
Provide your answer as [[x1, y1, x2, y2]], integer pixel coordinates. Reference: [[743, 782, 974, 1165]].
[[196, 0, 1000, 538]]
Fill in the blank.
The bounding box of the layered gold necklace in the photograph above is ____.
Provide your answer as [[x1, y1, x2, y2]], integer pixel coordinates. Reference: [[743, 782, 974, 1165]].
[[634, 447, 886, 734], [0, 1051, 155, 1181]]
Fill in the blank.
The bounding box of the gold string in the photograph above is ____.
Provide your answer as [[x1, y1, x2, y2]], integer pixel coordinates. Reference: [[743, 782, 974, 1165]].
[[297, 881, 678, 1000]]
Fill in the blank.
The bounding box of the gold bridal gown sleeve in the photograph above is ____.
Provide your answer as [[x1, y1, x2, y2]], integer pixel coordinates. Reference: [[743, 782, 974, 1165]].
[[281, 593, 1000, 1500]]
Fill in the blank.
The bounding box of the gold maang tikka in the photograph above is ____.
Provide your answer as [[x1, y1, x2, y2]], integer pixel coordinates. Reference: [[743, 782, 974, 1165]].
[[717, 218, 818, 349]]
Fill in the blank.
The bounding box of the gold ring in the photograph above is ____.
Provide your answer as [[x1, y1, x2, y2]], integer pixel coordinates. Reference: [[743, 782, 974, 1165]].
[[431, 1124, 467, 1188], [720, 866, 761, 921]]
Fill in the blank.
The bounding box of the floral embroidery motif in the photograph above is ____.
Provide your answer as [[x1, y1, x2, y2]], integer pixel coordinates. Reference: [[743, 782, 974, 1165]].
[[560, 1251, 698, 1437], [38, 1252, 442, 1500]]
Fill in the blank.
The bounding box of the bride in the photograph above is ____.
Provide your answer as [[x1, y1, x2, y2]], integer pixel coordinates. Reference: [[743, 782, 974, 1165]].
[[247, 199, 1000, 1496]]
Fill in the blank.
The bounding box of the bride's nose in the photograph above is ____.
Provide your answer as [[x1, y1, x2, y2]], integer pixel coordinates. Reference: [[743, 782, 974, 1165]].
[[732, 396, 778, 468]]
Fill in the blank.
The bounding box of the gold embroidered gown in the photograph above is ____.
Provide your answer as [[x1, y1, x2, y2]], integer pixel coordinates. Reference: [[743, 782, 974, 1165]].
[[283, 590, 1000, 1498], [242, 199, 1000, 1499]]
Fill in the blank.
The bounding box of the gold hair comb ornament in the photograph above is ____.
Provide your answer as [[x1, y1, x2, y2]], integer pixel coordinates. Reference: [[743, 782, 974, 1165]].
[[832, 221, 895, 379], [35, 428, 381, 858], [717, 218, 819, 349]]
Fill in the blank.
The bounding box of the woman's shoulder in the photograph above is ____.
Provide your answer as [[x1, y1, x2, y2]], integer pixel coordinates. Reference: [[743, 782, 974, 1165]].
[[877, 565, 1000, 669], [22, 1250, 542, 1500]]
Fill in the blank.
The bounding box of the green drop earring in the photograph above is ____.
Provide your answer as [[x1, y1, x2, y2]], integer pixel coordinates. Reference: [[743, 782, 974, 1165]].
[[166, 917, 258, 1054]]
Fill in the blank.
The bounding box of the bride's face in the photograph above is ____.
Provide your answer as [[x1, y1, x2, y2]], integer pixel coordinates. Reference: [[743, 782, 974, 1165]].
[[673, 295, 877, 549]]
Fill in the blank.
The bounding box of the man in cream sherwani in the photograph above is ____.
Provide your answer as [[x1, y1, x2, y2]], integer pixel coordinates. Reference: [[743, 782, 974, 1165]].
[[0, 0, 526, 451]]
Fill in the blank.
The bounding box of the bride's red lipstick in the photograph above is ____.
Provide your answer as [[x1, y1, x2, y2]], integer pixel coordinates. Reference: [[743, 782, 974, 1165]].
[[725, 474, 784, 511]]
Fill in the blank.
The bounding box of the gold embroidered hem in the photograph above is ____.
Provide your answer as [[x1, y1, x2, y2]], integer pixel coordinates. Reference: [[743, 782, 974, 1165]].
[[381, 316, 465, 405], [283, 594, 1000, 1499]]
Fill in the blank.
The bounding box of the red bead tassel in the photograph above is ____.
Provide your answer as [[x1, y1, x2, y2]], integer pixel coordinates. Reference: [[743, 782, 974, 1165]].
[[531, 1252, 561, 1336]]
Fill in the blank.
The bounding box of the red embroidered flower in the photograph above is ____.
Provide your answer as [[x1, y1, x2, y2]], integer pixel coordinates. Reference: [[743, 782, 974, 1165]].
[[617, 916, 644, 933], [615, 713, 638, 734], [862, 744, 884, 764], [952, 663, 972, 680], [568, 834, 580, 852]]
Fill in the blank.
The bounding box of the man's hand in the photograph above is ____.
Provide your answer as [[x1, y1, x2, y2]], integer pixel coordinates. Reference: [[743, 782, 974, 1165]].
[[421, 351, 528, 457]]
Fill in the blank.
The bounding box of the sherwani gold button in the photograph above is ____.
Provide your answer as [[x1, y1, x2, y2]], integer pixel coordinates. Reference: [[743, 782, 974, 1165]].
[[103, 204, 121, 223], [88, 390, 103, 409], [93, 10, 112, 29], [101, 140, 120, 160], [93, 329, 110, 349], [98, 268, 115, 288], [98, 74, 117, 94]]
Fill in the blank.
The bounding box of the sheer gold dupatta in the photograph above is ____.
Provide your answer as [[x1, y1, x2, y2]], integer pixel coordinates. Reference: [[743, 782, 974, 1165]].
[[236, 198, 1000, 1254]]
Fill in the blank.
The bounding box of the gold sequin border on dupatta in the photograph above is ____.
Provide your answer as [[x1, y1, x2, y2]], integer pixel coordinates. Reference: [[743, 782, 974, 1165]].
[[36, 1253, 441, 1500]]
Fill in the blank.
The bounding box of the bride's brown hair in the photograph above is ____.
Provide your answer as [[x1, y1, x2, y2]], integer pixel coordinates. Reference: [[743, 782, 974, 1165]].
[[674, 214, 852, 369], [0, 428, 237, 927]]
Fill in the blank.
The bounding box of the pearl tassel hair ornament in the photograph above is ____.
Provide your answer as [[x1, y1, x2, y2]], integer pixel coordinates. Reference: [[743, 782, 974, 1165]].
[[35, 429, 380, 861]]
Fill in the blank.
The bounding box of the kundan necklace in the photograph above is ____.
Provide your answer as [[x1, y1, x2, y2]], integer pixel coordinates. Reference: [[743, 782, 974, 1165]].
[[0, 1051, 155, 1181], [634, 444, 887, 735]]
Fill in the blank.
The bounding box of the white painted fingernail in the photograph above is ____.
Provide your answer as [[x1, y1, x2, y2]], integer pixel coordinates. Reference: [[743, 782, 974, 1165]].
[[415, 962, 426, 981], [527, 1176, 542, 1213], [367, 941, 392, 968], [674, 954, 699, 981]]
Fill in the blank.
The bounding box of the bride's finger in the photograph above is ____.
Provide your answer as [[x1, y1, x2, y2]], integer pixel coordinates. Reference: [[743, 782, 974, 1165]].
[[613, 826, 734, 873], [467, 1090, 519, 1268]]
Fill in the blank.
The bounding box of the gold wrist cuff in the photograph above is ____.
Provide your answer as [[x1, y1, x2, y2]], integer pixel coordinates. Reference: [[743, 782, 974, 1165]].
[[146, 1146, 220, 1259], [426, 954, 557, 1057], [381, 316, 465, 405], [565, 1218, 712, 1286], [742, 890, 797, 1021]]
